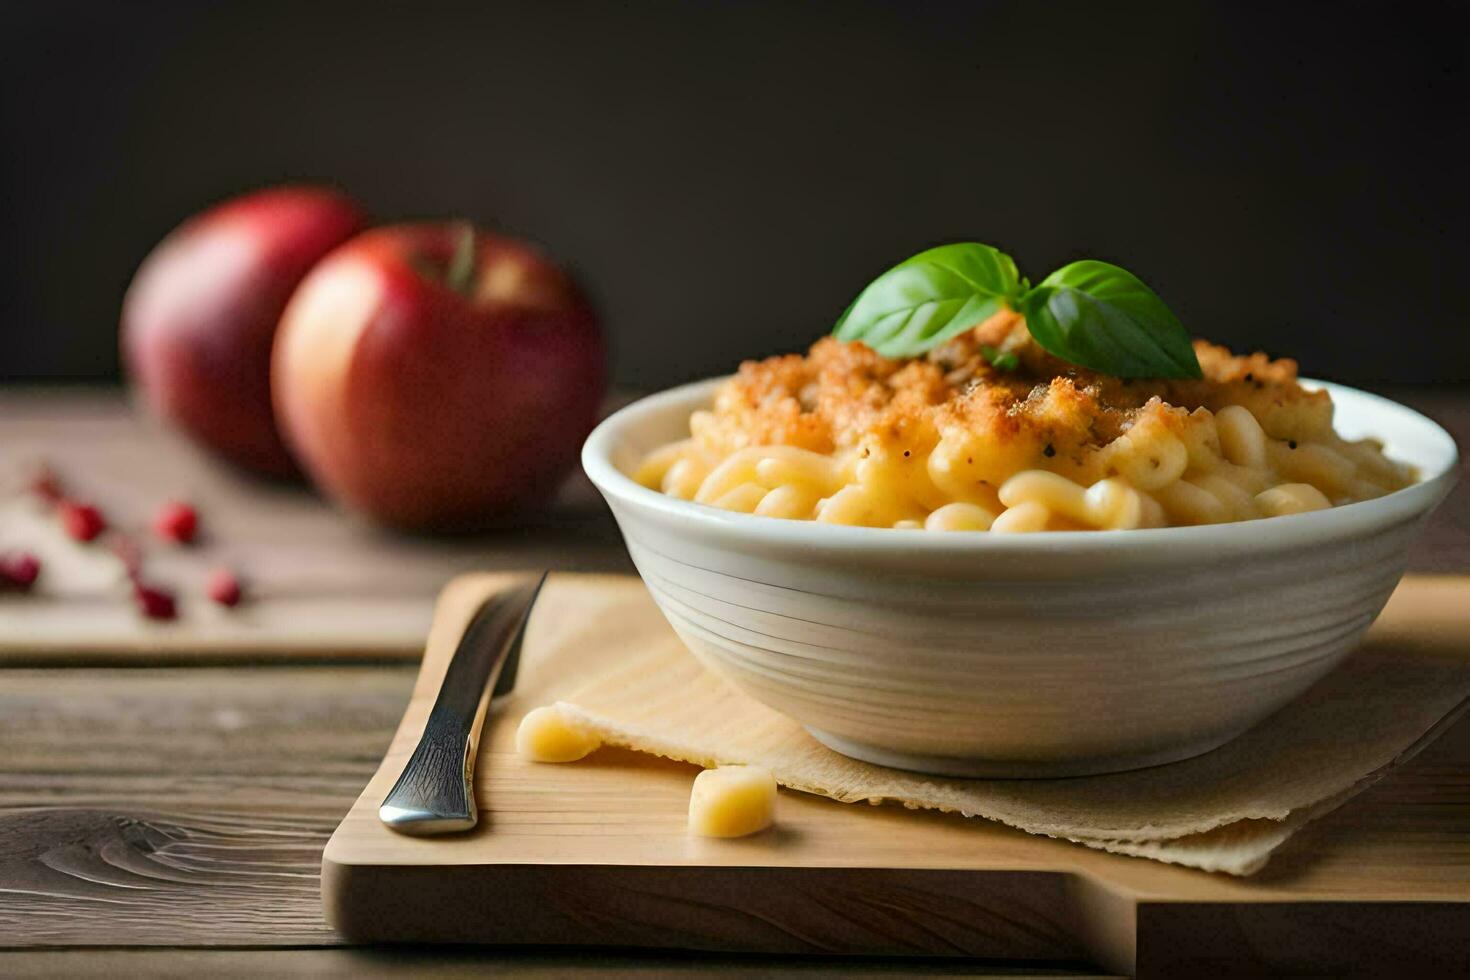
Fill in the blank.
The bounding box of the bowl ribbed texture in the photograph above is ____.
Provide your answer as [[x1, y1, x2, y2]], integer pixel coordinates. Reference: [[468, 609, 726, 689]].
[[586, 378, 1458, 777]]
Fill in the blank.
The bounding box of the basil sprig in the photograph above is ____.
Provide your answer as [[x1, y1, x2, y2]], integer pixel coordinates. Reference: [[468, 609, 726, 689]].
[[834, 243, 1202, 379]]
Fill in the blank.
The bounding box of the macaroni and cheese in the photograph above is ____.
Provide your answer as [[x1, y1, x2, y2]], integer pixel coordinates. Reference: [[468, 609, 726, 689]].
[[634, 312, 1414, 532]]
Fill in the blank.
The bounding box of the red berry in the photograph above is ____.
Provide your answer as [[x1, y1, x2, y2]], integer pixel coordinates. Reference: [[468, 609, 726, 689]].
[[60, 502, 106, 542], [134, 582, 177, 620], [0, 551, 41, 590], [154, 501, 199, 544], [206, 568, 243, 608]]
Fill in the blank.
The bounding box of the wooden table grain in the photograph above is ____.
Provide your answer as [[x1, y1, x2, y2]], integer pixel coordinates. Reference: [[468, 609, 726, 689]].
[[1, 387, 1466, 977]]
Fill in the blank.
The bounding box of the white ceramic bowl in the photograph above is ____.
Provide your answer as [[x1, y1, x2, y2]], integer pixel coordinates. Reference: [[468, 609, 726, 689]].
[[583, 378, 1458, 777]]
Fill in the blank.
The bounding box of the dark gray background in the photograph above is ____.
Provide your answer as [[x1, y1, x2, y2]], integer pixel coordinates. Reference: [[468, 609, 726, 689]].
[[2, 0, 1464, 387]]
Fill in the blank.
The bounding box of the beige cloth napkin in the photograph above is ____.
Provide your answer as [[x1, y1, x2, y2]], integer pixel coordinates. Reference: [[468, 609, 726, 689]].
[[551, 577, 1470, 876]]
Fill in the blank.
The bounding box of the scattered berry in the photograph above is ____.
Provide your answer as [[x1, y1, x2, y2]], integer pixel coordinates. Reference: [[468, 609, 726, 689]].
[[154, 501, 199, 544], [0, 551, 41, 590], [60, 502, 106, 542], [133, 582, 177, 620], [206, 568, 243, 608]]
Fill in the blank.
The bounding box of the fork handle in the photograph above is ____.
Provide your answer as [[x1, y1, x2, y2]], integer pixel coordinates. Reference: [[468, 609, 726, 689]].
[[378, 574, 544, 835]]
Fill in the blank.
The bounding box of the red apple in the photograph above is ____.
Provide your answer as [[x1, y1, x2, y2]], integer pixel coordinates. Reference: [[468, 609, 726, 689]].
[[121, 186, 368, 477], [272, 223, 606, 530]]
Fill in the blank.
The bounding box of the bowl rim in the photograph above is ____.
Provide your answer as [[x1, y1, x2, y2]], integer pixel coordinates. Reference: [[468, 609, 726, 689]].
[[582, 375, 1460, 556]]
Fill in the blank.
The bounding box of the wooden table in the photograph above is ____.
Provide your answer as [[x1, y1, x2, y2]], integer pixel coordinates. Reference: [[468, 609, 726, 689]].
[[2, 388, 1467, 978]]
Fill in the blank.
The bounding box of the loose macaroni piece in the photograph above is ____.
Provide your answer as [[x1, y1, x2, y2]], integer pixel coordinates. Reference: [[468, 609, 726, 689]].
[[635, 312, 1416, 532], [515, 705, 602, 763], [1256, 483, 1331, 517], [688, 765, 777, 838]]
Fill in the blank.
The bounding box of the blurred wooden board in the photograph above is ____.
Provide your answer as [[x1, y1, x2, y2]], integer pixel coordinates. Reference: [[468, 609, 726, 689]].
[[323, 573, 1470, 978], [0, 391, 629, 662]]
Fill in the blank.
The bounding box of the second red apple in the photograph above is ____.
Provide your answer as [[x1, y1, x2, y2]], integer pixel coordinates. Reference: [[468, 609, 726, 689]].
[[121, 186, 368, 477]]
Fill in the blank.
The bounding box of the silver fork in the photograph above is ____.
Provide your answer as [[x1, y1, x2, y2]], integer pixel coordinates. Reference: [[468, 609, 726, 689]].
[[378, 572, 546, 835]]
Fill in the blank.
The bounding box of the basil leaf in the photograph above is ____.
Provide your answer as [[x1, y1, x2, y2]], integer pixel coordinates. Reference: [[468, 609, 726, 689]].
[[1020, 261, 1202, 379], [834, 243, 1023, 358]]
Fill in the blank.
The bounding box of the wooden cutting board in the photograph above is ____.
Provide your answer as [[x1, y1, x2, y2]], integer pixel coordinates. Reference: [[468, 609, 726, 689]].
[[322, 572, 1470, 978]]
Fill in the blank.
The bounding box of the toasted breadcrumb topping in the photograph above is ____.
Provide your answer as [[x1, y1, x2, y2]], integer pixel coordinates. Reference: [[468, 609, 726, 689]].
[[697, 312, 1334, 461]]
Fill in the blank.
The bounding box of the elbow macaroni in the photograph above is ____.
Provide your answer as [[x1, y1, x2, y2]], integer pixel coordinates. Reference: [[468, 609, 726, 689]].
[[633, 333, 1416, 533]]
